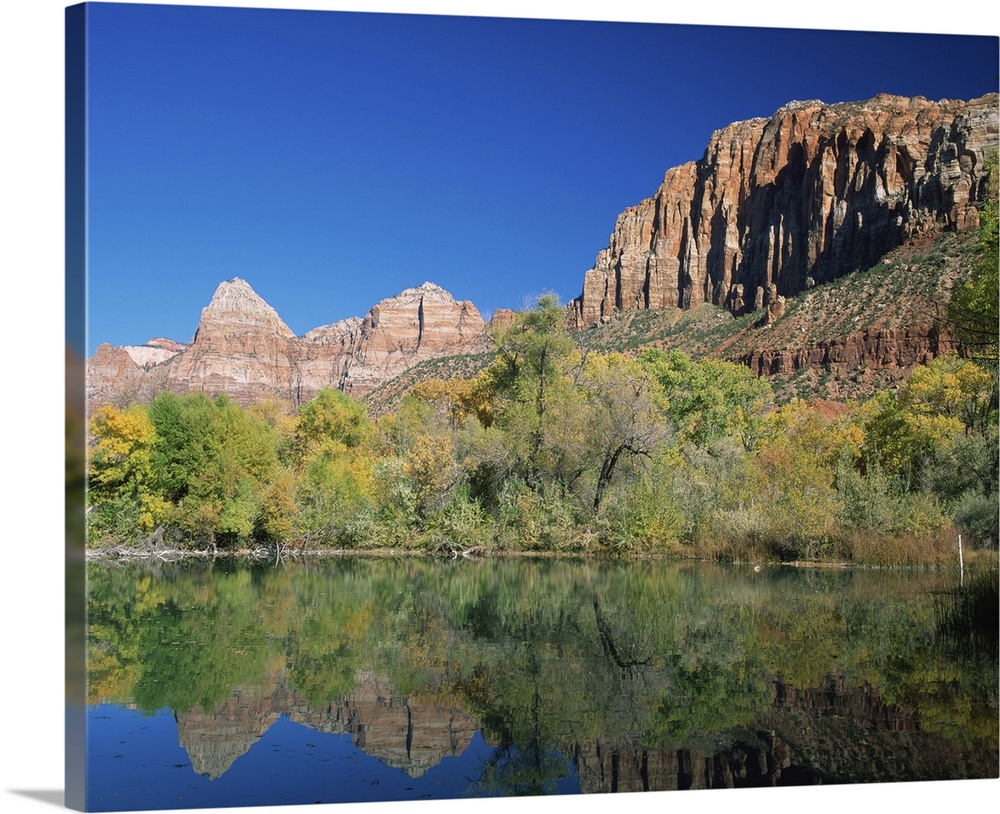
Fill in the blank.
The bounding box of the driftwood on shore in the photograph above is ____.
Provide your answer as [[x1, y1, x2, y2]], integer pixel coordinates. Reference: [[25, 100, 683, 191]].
[[85, 522, 502, 563], [86, 525, 292, 562]]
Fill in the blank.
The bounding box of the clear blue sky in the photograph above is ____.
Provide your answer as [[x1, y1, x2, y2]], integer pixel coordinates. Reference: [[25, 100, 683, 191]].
[[82, 2, 999, 354]]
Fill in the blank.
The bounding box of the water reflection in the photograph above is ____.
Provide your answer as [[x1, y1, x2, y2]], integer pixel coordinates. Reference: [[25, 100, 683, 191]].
[[86, 558, 998, 807]]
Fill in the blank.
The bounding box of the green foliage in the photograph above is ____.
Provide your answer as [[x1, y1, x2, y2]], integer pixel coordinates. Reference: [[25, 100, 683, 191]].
[[900, 353, 997, 436], [948, 152, 999, 363], [639, 348, 773, 448], [296, 447, 373, 543], [292, 387, 371, 461], [87, 403, 167, 538], [143, 392, 286, 547], [593, 470, 684, 554], [954, 492, 1000, 548]]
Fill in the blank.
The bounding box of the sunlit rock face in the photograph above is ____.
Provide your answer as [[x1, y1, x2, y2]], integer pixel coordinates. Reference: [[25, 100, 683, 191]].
[[341, 282, 489, 397], [87, 343, 154, 407], [87, 279, 488, 408], [572, 93, 999, 327], [160, 278, 300, 405]]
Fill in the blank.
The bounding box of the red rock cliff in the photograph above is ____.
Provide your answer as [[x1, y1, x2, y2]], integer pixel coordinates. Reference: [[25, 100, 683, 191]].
[[572, 93, 999, 327]]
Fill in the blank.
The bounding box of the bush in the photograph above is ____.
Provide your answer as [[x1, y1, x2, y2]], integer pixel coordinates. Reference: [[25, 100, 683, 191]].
[[86, 496, 144, 546], [954, 491, 999, 548], [422, 487, 493, 552], [594, 478, 684, 554], [493, 480, 580, 551]]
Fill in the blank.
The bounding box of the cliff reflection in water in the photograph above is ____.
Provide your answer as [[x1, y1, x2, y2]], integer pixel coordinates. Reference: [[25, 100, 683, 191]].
[[87, 558, 999, 799], [173, 669, 476, 780]]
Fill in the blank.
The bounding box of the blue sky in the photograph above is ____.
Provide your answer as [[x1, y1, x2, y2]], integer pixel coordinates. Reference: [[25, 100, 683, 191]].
[[82, 2, 998, 354]]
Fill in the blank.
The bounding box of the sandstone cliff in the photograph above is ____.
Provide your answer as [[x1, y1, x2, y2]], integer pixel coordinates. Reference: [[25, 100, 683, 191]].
[[160, 277, 299, 405], [571, 93, 998, 328], [339, 282, 489, 397], [87, 279, 488, 408]]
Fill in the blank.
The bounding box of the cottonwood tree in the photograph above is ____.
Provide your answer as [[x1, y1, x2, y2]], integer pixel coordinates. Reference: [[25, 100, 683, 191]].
[[88, 403, 167, 535], [580, 352, 670, 511]]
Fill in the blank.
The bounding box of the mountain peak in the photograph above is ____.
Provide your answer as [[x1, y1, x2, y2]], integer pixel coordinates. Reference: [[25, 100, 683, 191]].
[[376, 281, 451, 305], [196, 278, 295, 340]]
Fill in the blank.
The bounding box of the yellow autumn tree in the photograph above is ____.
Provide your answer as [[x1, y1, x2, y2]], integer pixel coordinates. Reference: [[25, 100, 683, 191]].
[[88, 403, 169, 536]]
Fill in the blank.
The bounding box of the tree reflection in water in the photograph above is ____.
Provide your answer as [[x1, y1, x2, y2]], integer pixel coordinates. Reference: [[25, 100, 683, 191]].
[[86, 557, 998, 800]]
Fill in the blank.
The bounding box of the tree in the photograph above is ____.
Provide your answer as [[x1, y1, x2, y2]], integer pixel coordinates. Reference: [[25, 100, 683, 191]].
[[291, 387, 370, 462], [146, 392, 286, 547], [147, 392, 216, 504], [639, 349, 773, 449], [580, 352, 669, 511], [482, 294, 579, 490], [88, 403, 167, 534], [948, 152, 998, 363], [899, 353, 996, 437]]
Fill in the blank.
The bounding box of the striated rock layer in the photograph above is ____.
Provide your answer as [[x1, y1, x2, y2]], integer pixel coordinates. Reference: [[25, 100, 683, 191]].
[[87, 279, 488, 408], [572, 93, 999, 327]]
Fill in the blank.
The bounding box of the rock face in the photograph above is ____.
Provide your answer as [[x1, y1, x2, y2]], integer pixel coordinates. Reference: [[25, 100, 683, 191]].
[[160, 278, 299, 405], [87, 279, 488, 408], [572, 93, 998, 327], [340, 282, 490, 397], [87, 343, 153, 407], [732, 324, 957, 377]]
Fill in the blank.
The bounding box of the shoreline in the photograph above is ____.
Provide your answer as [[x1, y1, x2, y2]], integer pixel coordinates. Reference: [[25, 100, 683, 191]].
[[83, 543, 980, 571]]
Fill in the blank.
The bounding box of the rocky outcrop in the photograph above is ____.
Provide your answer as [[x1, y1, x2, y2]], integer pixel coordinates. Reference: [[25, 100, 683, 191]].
[[572, 93, 998, 327], [122, 339, 186, 369], [87, 343, 154, 407], [87, 279, 488, 409], [339, 282, 489, 398], [733, 324, 959, 377], [159, 278, 300, 405]]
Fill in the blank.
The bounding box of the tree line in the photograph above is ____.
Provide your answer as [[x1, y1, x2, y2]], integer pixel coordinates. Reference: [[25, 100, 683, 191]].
[[87, 158, 998, 564], [86, 303, 997, 564]]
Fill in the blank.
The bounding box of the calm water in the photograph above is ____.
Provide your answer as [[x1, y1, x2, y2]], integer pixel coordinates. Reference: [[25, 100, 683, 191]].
[[83, 557, 998, 810]]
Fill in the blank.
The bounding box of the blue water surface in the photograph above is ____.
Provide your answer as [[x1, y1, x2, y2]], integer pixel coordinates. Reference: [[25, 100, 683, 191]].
[[87, 704, 579, 810]]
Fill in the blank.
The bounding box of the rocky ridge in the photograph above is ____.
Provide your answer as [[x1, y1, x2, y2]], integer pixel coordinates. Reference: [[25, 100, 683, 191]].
[[87, 279, 489, 408], [571, 93, 998, 328]]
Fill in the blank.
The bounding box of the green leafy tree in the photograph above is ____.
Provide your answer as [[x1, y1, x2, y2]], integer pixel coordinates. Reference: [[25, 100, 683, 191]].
[[147, 392, 286, 547], [291, 387, 371, 462], [948, 152, 998, 363], [639, 349, 773, 449], [485, 293, 578, 487], [580, 352, 669, 511]]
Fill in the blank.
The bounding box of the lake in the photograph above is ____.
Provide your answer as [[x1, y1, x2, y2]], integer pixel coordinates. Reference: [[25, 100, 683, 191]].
[[83, 557, 998, 810]]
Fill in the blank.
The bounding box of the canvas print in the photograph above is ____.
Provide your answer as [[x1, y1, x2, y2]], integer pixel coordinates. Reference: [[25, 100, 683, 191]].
[[67, 1, 999, 811]]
